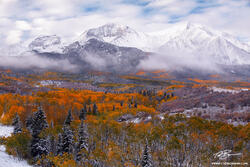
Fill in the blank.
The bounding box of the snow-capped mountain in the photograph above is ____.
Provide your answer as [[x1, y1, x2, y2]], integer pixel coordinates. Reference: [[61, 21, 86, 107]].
[[78, 23, 250, 65], [78, 23, 166, 52], [2, 22, 249, 73], [28, 35, 64, 53], [158, 23, 250, 65]]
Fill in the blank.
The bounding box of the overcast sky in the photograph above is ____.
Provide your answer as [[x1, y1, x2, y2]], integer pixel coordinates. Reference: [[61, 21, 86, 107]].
[[1, 0, 250, 45]]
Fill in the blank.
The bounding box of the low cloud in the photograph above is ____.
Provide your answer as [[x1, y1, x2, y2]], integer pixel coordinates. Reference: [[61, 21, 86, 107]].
[[0, 52, 78, 72], [139, 49, 222, 74]]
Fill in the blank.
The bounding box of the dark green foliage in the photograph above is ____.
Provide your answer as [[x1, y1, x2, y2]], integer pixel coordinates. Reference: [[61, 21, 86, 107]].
[[76, 120, 89, 162], [93, 103, 98, 115], [29, 107, 48, 158], [79, 107, 87, 120], [56, 133, 63, 156], [141, 142, 153, 167], [64, 110, 73, 125], [61, 125, 74, 153], [120, 101, 124, 107], [12, 113, 22, 134], [88, 106, 91, 114], [30, 107, 48, 137]]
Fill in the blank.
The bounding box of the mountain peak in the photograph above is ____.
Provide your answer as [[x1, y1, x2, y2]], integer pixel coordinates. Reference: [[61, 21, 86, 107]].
[[78, 23, 152, 50], [82, 23, 136, 40], [29, 35, 64, 53]]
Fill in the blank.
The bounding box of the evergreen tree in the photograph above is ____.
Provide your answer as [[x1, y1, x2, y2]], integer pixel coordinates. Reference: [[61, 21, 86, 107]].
[[12, 113, 22, 134], [141, 142, 153, 167], [31, 107, 48, 137], [120, 101, 124, 107], [30, 107, 48, 158], [64, 109, 73, 125], [31, 137, 49, 158], [76, 120, 89, 162], [77, 120, 88, 151], [134, 101, 138, 108], [88, 106, 92, 114], [56, 133, 63, 156], [61, 125, 74, 153], [46, 135, 55, 154], [93, 103, 98, 115], [79, 107, 86, 120]]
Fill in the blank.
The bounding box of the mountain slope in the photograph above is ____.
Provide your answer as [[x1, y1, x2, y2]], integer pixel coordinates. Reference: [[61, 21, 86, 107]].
[[159, 23, 250, 65], [78, 23, 250, 66], [78, 23, 165, 52], [37, 38, 148, 73], [29, 35, 64, 53]]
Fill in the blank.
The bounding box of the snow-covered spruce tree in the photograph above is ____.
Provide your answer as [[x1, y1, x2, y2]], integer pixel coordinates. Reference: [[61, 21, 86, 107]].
[[76, 120, 89, 162], [79, 107, 87, 120], [141, 142, 153, 167], [93, 103, 98, 115], [12, 113, 22, 134], [61, 125, 74, 153], [46, 135, 56, 154], [64, 109, 73, 125], [30, 107, 49, 158], [30, 107, 48, 137], [56, 133, 63, 156], [30, 136, 49, 157]]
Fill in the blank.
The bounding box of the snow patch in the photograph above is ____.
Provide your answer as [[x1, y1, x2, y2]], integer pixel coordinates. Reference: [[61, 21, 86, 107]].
[[209, 87, 248, 94], [0, 124, 32, 167]]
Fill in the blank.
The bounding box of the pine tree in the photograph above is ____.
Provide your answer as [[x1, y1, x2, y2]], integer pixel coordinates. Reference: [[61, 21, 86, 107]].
[[46, 135, 55, 154], [76, 120, 89, 162], [120, 101, 124, 107], [56, 133, 63, 156], [31, 107, 48, 137], [79, 107, 86, 120], [64, 109, 73, 125], [88, 106, 92, 114], [12, 113, 22, 134], [93, 103, 98, 115], [78, 120, 88, 151], [31, 137, 49, 157], [134, 101, 138, 108], [141, 142, 153, 167], [61, 125, 74, 153], [30, 107, 48, 158]]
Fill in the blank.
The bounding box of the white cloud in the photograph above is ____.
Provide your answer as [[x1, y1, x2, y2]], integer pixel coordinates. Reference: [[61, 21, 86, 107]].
[[0, 0, 249, 46], [147, 0, 197, 16], [15, 20, 31, 30], [5, 30, 22, 45]]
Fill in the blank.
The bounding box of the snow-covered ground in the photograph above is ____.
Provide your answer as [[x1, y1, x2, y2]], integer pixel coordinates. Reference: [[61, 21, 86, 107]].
[[0, 124, 32, 167], [209, 87, 249, 94]]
